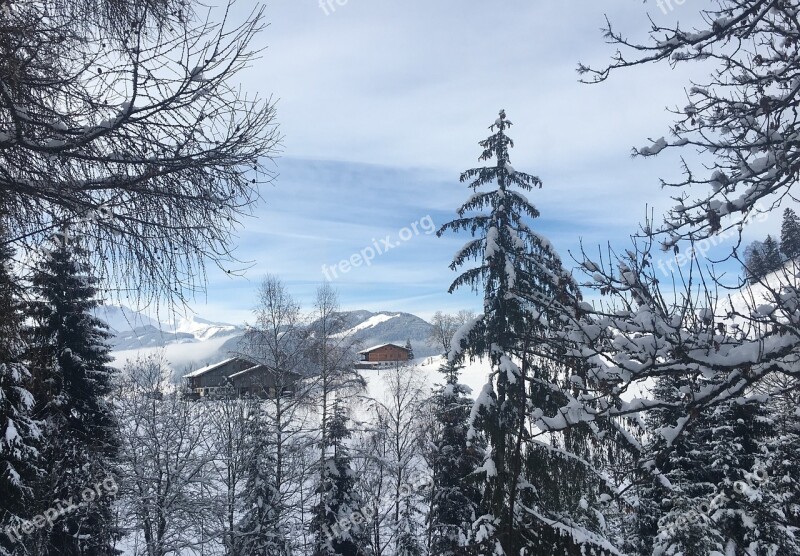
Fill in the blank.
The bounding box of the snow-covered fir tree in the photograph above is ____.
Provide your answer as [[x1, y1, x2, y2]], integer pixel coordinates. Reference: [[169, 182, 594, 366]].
[[706, 397, 800, 554], [312, 399, 371, 556], [781, 208, 800, 262], [637, 374, 725, 556], [25, 235, 119, 555], [395, 497, 424, 556], [236, 400, 289, 555], [438, 110, 605, 554], [0, 229, 39, 556], [763, 385, 800, 552], [428, 360, 483, 556], [761, 235, 783, 274]]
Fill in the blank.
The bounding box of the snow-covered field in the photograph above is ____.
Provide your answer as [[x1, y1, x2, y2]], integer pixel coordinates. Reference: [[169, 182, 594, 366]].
[[360, 355, 491, 406]]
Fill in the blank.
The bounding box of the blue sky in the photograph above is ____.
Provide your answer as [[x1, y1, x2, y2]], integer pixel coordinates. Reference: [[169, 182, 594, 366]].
[[177, 1, 788, 324]]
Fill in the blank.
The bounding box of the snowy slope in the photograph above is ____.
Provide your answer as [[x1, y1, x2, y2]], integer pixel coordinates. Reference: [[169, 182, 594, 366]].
[[326, 310, 438, 358], [337, 313, 399, 336], [723, 262, 799, 322], [359, 355, 492, 415], [93, 304, 161, 335], [166, 314, 241, 341]]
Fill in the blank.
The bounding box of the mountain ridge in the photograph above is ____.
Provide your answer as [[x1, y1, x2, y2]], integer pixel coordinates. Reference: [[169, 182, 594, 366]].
[[103, 306, 439, 376]]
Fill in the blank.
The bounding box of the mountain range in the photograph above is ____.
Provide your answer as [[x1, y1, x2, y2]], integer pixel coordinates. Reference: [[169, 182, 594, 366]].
[[98, 305, 439, 377]]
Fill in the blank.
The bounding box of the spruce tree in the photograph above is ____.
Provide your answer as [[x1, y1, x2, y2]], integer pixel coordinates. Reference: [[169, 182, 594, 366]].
[[25, 234, 119, 555], [312, 400, 371, 556], [643, 375, 724, 555], [781, 208, 800, 261], [428, 361, 483, 556], [404, 339, 414, 361], [706, 399, 799, 554], [743, 241, 766, 283], [236, 402, 288, 555], [395, 497, 424, 556], [761, 235, 783, 274], [0, 230, 40, 555], [764, 391, 800, 552], [438, 111, 589, 554]]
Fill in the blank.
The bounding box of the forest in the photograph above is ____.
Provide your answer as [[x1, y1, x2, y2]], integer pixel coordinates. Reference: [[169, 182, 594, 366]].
[[1, 1, 799, 555]]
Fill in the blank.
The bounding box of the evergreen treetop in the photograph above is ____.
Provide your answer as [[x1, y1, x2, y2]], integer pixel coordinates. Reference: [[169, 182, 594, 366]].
[[25, 235, 119, 555], [780, 207, 800, 261]]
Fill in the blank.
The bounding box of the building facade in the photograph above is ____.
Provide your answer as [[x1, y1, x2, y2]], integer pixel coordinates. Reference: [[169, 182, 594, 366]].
[[357, 343, 411, 366], [183, 357, 301, 399]]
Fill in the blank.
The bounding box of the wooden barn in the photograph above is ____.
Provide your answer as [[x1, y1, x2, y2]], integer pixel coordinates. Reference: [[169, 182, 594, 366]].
[[357, 343, 411, 366], [183, 357, 302, 399]]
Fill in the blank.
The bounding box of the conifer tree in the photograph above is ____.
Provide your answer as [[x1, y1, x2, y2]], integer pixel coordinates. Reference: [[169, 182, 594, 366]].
[[761, 234, 783, 274], [744, 241, 768, 283], [0, 229, 39, 555], [236, 401, 288, 556], [25, 235, 119, 555], [639, 375, 724, 556], [438, 111, 592, 554], [395, 497, 424, 556], [312, 400, 371, 556], [428, 361, 483, 556], [404, 339, 414, 361], [763, 391, 800, 551], [781, 208, 800, 261], [706, 398, 800, 554]]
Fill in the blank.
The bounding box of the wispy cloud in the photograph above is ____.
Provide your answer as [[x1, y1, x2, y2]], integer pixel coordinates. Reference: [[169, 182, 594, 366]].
[[178, 2, 779, 323]]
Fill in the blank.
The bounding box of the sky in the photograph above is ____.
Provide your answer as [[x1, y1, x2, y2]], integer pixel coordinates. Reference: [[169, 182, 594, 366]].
[[170, 1, 789, 324]]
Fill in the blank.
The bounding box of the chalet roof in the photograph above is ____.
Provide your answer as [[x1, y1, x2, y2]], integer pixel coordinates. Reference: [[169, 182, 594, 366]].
[[357, 343, 409, 355], [228, 364, 302, 381], [183, 357, 238, 379]]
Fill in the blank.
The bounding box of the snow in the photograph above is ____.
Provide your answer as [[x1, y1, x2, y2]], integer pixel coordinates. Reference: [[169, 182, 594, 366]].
[[639, 137, 668, 156], [485, 226, 500, 259], [168, 313, 239, 341], [448, 316, 480, 359], [477, 458, 497, 477], [93, 304, 161, 334], [358, 355, 492, 417], [356, 342, 407, 355], [4, 418, 18, 445], [337, 313, 399, 337], [182, 357, 238, 379]]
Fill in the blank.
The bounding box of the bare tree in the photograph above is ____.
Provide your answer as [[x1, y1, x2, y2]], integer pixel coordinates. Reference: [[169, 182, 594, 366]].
[[1, 0, 280, 304], [429, 310, 478, 356], [115, 355, 219, 556], [307, 283, 366, 545], [360, 365, 429, 555], [205, 389, 255, 555], [237, 275, 318, 553], [579, 1, 800, 249], [428, 311, 458, 357]]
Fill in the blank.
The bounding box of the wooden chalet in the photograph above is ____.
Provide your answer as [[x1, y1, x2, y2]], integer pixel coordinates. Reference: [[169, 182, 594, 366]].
[[356, 343, 411, 369], [183, 357, 302, 399]]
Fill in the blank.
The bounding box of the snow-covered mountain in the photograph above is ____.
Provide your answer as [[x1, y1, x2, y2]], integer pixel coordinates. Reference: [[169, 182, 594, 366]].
[[326, 310, 437, 358], [93, 304, 162, 335], [102, 306, 438, 377]]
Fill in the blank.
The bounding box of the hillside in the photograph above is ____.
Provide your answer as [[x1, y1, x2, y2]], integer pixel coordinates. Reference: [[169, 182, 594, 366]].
[[103, 306, 439, 378]]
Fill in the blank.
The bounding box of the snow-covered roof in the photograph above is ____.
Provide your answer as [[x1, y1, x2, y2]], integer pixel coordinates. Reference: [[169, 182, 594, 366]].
[[227, 364, 265, 380], [227, 364, 303, 381], [183, 357, 238, 379], [357, 343, 409, 355]]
